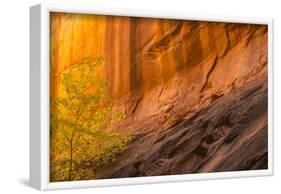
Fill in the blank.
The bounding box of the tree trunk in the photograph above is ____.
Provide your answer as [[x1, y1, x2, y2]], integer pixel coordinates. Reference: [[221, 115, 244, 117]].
[[68, 141, 73, 181]]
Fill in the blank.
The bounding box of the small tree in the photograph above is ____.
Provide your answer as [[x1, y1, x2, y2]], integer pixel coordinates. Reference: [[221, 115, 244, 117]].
[[50, 57, 132, 181]]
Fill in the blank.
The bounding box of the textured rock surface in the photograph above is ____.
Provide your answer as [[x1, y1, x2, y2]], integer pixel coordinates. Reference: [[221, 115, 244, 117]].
[[94, 78, 268, 178], [50, 14, 268, 179]]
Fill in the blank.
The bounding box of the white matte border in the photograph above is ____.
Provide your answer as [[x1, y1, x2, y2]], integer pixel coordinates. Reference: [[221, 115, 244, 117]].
[[30, 3, 274, 191]]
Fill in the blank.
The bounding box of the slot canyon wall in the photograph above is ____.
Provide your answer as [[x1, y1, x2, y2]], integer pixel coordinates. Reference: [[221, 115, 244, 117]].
[[51, 13, 268, 178]]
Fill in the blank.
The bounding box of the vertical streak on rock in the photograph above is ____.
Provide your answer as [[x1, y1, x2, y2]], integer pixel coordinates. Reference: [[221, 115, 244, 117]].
[[118, 17, 129, 97], [129, 17, 139, 93], [50, 13, 61, 101], [104, 16, 132, 98], [104, 16, 115, 97], [113, 17, 120, 97]]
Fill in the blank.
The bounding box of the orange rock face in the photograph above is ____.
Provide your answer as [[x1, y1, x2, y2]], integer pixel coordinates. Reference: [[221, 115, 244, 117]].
[[51, 13, 268, 179]]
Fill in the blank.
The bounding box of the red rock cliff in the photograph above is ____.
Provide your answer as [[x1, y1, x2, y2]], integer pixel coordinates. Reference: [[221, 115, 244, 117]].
[[51, 13, 268, 178]]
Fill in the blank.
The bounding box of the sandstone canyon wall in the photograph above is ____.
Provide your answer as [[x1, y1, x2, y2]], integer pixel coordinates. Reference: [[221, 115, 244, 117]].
[[51, 13, 268, 179]]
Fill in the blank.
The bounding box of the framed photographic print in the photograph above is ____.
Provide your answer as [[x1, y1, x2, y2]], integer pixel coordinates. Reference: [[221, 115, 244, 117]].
[[30, 3, 274, 190]]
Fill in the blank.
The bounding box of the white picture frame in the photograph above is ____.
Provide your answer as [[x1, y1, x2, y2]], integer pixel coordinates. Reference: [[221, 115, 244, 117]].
[[30, 3, 274, 191]]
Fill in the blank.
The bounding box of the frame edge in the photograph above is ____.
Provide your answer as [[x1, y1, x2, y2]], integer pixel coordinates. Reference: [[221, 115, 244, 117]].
[[31, 3, 274, 190], [30, 4, 42, 191]]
